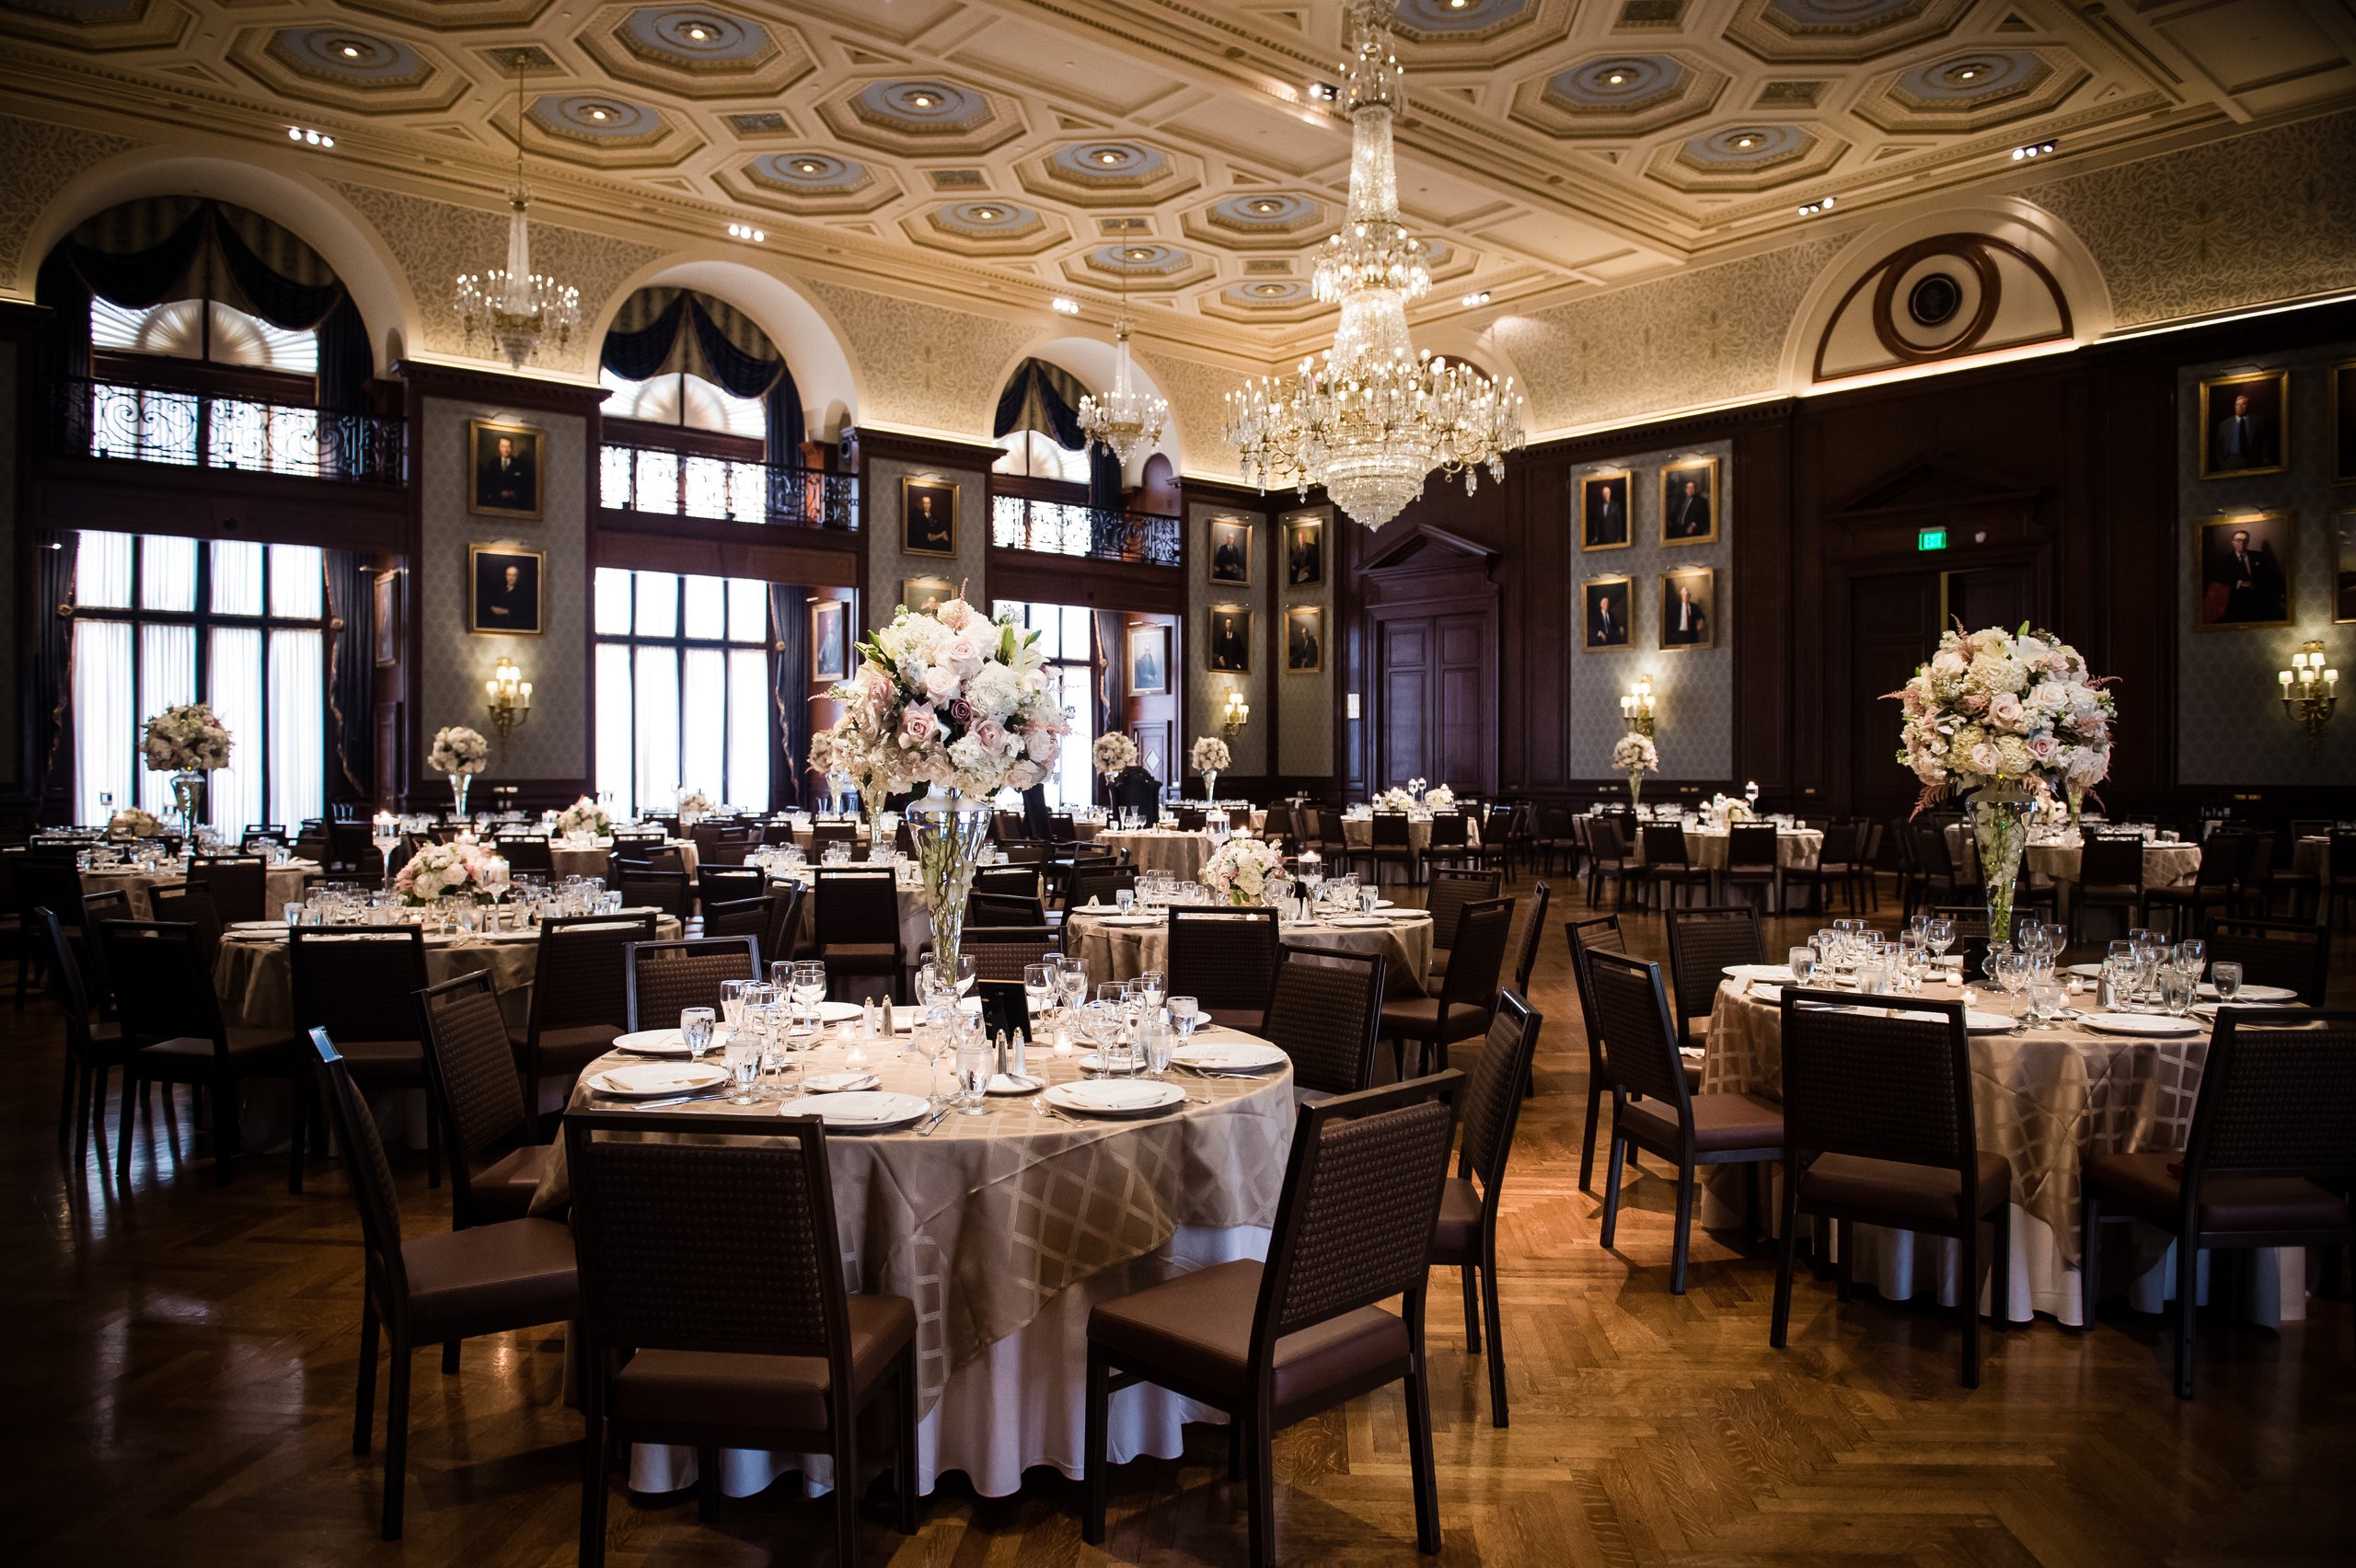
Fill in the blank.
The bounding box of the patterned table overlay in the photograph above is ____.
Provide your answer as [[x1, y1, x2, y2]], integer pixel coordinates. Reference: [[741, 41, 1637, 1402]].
[[1944, 825, 2203, 889], [1063, 909, 1436, 997], [1627, 829, 1822, 870], [84, 860, 321, 920], [1338, 814, 1484, 853]]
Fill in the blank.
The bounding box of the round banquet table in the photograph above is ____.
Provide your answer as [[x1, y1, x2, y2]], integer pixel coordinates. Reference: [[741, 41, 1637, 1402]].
[[83, 858, 322, 919], [1064, 906, 1435, 997], [772, 867, 936, 962], [529, 1025, 1299, 1498], [1702, 978, 2306, 1327], [1338, 813, 1483, 852], [2291, 835, 2329, 880], [1631, 826, 1821, 870], [1099, 829, 1218, 882], [548, 837, 700, 882], [1945, 824, 2202, 892]]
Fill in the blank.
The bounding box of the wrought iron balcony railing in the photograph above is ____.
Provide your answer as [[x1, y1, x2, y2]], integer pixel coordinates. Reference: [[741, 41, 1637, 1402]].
[[44, 376, 406, 484], [600, 441, 859, 530], [990, 495, 1181, 567]]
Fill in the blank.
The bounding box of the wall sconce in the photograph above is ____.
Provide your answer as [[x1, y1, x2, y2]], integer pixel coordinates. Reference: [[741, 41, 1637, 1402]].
[[2280, 640, 2338, 755], [1620, 674, 1656, 738], [1221, 687, 1251, 737], [485, 656, 533, 746]]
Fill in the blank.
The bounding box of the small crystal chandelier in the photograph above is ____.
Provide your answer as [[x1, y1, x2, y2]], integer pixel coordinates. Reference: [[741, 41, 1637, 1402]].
[[1078, 284, 1168, 466], [454, 55, 581, 371], [1223, 0, 1524, 528]]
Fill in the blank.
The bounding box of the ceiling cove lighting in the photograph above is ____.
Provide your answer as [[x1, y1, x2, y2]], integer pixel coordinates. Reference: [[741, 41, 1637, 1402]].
[[1051, 297, 1081, 315], [2011, 139, 2057, 161], [286, 126, 335, 149], [725, 222, 765, 242], [1461, 290, 1490, 307], [1225, 0, 1525, 530], [1796, 196, 1835, 216]]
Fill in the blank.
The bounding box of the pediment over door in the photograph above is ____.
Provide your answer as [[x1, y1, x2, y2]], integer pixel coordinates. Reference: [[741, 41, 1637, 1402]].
[[1359, 523, 1499, 603], [1824, 455, 2045, 557]]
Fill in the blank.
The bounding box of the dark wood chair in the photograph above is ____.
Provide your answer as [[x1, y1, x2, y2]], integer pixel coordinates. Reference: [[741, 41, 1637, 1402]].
[[612, 860, 691, 918], [567, 1108, 920, 1567], [75, 887, 132, 1019], [1664, 905, 1764, 1051], [694, 864, 764, 915], [624, 936, 759, 1033], [1588, 952, 1784, 1295], [761, 881, 806, 967], [1084, 1072, 1464, 1566], [1420, 868, 1500, 987], [1262, 945, 1386, 1097], [1381, 897, 1513, 1078], [2073, 830, 2151, 941], [1423, 809, 1475, 876], [492, 834, 554, 874], [2200, 916, 2331, 1007], [1720, 824, 1784, 914], [1584, 818, 1634, 909], [515, 914, 657, 1113], [1166, 907, 1283, 1031], [1357, 810, 1416, 887], [147, 882, 225, 967], [1563, 914, 1625, 1193], [1771, 990, 2012, 1388], [967, 890, 1047, 927], [36, 905, 133, 1170], [1634, 822, 1712, 912], [698, 892, 772, 951], [289, 927, 440, 1192], [954, 925, 1063, 984], [812, 869, 902, 1000], [1906, 821, 1970, 917], [314, 1030, 577, 1540], [415, 972, 551, 1234], [187, 853, 268, 924], [1427, 990, 1543, 1426], [2143, 831, 2249, 940], [1061, 860, 1137, 910], [2082, 1009, 2356, 1399]]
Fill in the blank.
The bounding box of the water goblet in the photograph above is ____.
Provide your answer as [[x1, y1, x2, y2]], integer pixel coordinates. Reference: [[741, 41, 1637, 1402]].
[[1787, 946, 1817, 986], [2212, 961, 2243, 1003], [1137, 968, 1166, 1010], [1115, 887, 1135, 916], [680, 1006, 716, 1063], [793, 960, 829, 1028], [720, 979, 750, 1034], [1924, 917, 1956, 962], [1168, 995, 1201, 1042], [724, 1010, 764, 1104], [1024, 963, 1057, 1027], [2159, 968, 2194, 1018], [2172, 939, 2206, 982]]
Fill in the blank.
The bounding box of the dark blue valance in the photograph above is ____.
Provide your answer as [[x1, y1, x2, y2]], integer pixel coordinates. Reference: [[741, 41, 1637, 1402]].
[[993, 358, 1086, 451], [601, 289, 803, 462]]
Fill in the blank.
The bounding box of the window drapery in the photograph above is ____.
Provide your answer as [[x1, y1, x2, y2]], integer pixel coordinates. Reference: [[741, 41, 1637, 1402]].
[[600, 287, 804, 463]]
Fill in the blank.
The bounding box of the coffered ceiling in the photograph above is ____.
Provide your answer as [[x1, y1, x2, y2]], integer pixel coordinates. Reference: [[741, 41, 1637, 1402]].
[[4, 0, 2353, 364]]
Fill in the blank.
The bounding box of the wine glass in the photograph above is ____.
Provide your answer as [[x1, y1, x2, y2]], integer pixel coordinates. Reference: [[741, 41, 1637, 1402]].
[[1924, 917, 1956, 970], [720, 979, 750, 1037], [792, 960, 829, 1029], [914, 1013, 952, 1105], [1024, 963, 1057, 1028], [1060, 961, 1089, 1021], [1136, 968, 1166, 1011]]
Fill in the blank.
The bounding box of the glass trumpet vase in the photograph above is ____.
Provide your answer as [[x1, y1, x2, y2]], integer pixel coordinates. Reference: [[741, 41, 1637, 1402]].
[[1971, 786, 2033, 974], [448, 771, 472, 820], [169, 769, 208, 841], [907, 790, 990, 982]]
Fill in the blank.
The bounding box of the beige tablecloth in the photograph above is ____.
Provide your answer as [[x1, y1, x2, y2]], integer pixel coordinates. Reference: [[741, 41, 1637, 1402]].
[[776, 870, 934, 964], [531, 1029, 1297, 1496], [84, 859, 320, 920], [2291, 836, 2329, 880], [1703, 980, 2303, 1326], [1339, 813, 1482, 852], [1945, 825, 2201, 889], [1063, 908, 1435, 997], [1099, 830, 1216, 882], [1631, 828, 1822, 870], [548, 837, 700, 882]]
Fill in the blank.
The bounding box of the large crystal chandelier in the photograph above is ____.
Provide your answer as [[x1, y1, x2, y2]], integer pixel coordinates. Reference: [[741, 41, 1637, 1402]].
[[1223, 0, 1524, 528], [455, 57, 581, 371], [1078, 291, 1168, 466]]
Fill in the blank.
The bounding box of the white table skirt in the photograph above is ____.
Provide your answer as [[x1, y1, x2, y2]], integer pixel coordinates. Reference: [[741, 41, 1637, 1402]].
[[628, 1223, 1270, 1499]]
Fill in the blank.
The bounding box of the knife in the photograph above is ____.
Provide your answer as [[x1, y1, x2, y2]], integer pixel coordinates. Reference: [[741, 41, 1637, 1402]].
[[917, 1104, 954, 1136]]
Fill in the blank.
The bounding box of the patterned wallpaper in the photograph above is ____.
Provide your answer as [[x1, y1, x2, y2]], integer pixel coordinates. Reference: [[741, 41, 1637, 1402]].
[[2027, 110, 2356, 331], [415, 398, 588, 784], [864, 455, 989, 634], [1135, 348, 1254, 482], [2173, 339, 2354, 787], [1186, 499, 1267, 778], [0, 112, 141, 289], [0, 339, 16, 789], [1276, 502, 1334, 778], [1566, 437, 1735, 784], [807, 279, 1034, 439]]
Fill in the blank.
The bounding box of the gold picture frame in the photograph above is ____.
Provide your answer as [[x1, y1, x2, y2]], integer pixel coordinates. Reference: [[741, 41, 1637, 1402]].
[[2199, 369, 2289, 478], [1208, 517, 1253, 586], [1659, 456, 1720, 547], [1581, 574, 1632, 651], [899, 576, 954, 615], [1580, 469, 1634, 551], [2332, 359, 2355, 485], [811, 600, 849, 681], [1657, 567, 1716, 651], [900, 477, 959, 558], [468, 419, 545, 520], [1282, 511, 1324, 587], [2192, 511, 2294, 631], [1285, 605, 1323, 673], [1207, 605, 1253, 674], [467, 544, 545, 637]]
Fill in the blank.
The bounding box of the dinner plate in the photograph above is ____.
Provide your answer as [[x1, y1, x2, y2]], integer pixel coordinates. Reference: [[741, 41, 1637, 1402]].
[[1043, 1079, 1187, 1118], [1172, 1041, 1288, 1075], [2078, 1012, 2201, 1037], [611, 1027, 694, 1056], [229, 919, 291, 934], [985, 1073, 1044, 1096], [2196, 982, 2296, 1003], [1964, 1010, 2015, 1033], [773, 1090, 930, 1130], [1726, 963, 1798, 984], [1091, 914, 1164, 928], [803, 1071, 880, 1093], [586, 1063, 729, 1099], [890, 999, 983, 1032], [2065, 963, 2107, 979], [2192, 999, 2304, 1019], [1321, 915, 1391, 928]]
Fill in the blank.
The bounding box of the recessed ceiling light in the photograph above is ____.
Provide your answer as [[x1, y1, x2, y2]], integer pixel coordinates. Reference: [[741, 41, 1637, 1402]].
[[1052, 296, 1080, 315], [1958, 67, 1980, 80], [1735, 135, 1757, 148], [1249, 200, 1281, 214], [2009, 138, 2057, 161], [726, 222, 765, 242], [339, 43, 362, 58], [909, 93, 936, 108], [288, 126, 335, 149], [588, 107, 611, 121], [686, 25, 709, 40], [1095, 149, 1122, 165], [1796, 196, 1835, 216], [1124, 248, 1150, 260], [1461, 290, 1490, 307], [793, 159, 822, 173], [1606, 72, 1627, 85], [974, 207, 1000, 220], [1449, 0, 1468, 8]]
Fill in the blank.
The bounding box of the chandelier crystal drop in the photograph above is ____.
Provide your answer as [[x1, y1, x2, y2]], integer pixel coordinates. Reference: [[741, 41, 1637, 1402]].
[[1077, 316, 1168, 466], [1223, 0, 1523, 529], [455, 58, 581, 371]]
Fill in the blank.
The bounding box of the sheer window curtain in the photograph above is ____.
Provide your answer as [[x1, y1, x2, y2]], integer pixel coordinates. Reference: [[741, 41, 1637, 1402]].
[[269, 628, 324, 828], [72, 621, 132, 826]]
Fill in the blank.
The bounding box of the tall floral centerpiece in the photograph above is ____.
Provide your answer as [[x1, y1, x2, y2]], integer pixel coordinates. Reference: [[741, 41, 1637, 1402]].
[[1190, 735, 1230, 802], [1202, 836, 1287, 907], [1892, 622, 2114, 959], [676, 788, 713, 831], [827, 596, 1068, 985], [1093, 732, 1138, 779], [555, 795, 611, 843], [1611, 732, 1657, 807], [807, 722, 850, 814], [428, 726, 488, 818], [143, 701, 233, 838], [108, 806, 165, 841]]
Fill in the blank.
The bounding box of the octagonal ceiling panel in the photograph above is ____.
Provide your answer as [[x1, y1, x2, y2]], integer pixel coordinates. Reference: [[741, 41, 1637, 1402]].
[[523, 91, 697, 167], [578, 5, 814, 101], [817, 75, 1024, 158], [1856, 47, 2087, 133], [1509, 52, 1727, 139], [1724, 0, 1973, 64], [1649, 121, 1847, 191], [1060, 240, 1213, 293], [1199, 275, 1326, 325], [1018, 139, 1200, 209], [905, 199, 1067, 258], [0, 0, 186, 52], [228, 23, 466, 114], [341, 0, 555, 27], [725, 149, 897, 214], [1182, 190, 1329, 250], [1388, 0, 1573, 68]]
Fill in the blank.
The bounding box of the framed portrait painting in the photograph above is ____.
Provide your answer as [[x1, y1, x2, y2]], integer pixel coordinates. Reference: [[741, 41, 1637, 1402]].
[[1581, 575, 1632, 651], [900, 478, 958, 558], [372, 571, 399, 668], [811, 599, 848, 681], [1658, 567, 1715, 651], [1126, 625, 1170, 696], [468, 420, 544, 520], [2193, 512, 2293, 630], [468, 545, 544, 636], [2337, 509, 2355, 625], [1285, 605, 1323, 673], [1283, 513, 1323, 586], [1208, 518, 1253, 586], [2199, 369, 2288, 478], [2334, 360, 2355, 485], [900, 576, 954, 616], [1580, 469, 1633, 551], [1207, 605, 1253, 673], [1660, 457, 1720, 547]]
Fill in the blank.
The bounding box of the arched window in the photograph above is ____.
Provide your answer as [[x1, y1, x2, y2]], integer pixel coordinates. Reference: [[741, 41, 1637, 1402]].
[[91, 296, 319, 373], [600, 366, 767, 440], [993, 428, 1090, 482]]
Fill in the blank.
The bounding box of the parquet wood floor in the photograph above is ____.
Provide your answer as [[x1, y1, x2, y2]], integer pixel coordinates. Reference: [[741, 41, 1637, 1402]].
[[6, 876, 2353, 1566]]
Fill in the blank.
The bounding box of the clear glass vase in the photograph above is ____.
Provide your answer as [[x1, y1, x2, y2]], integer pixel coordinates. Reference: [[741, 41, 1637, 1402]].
[[169, 769, 207, 841], [1971, 787, 2033, 965], [448, 771, 471, 820], [1628, 772, 1643, 808], [1203, 769, 1218, 803], [907, 790, 990, 983]]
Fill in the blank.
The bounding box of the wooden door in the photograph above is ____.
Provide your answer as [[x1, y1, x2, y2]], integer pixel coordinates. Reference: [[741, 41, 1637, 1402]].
[[1434, 612, 1489, 790], [1942, 562, 2035, 633], [1377, 617, 1431, 790], [1848, 571, 1942, 821]]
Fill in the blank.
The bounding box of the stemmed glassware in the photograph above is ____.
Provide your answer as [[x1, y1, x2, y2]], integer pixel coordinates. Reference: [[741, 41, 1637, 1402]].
[[1168, 994, 1201, 1043], [791, 960, 828, 1031], [680, 1006, 716, 1064], [1024, 963, 1057, 1031], [725, 1001, 766, 1104]]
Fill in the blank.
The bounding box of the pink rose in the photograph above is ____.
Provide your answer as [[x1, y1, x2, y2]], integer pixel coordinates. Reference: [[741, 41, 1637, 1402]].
[[1969, 743, 2002, 774], [936, 598, 973, 632], [2027, 734, 2059, 763], [1988, 692, 2026, 728], [969, 716, 1007, 755], [1026, 727, 1057, 763], [1961, 693, 1989, 715], [941, 634, 985, 677], [898, 704, 939, 748], [1009, 761, 1042, 790]]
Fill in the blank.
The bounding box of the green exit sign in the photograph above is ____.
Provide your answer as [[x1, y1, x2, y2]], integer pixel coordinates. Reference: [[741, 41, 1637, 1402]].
[[1917, 526, 1949, 552]]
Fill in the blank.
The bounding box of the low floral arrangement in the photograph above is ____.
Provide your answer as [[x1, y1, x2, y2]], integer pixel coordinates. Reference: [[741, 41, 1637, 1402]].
[[394, 838, 498, 905], [828, 596, 1068, 796], [1372, 788, 1415, 812], [1890, 622, 2114, 812], [108, 807, 165, 838], [1425, 783, 1455, 809], [143, 702, 233, 773], [427, 726, 489, 776], [1093, 732, 1139, 777], [1611, 732, 1658, 775], [1404, 776, 1428, 797], [677, 789, 715, 816], [1190, 735, 1231, 775], [555, 796, 612, 838], [1201, 836, 1287, 906], [1709, 793, 1753, 824], [807, 723, 847, 779]]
